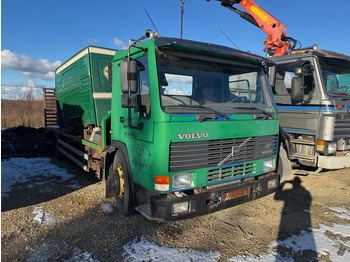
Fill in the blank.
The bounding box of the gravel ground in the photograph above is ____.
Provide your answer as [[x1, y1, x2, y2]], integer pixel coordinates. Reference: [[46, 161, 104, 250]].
[[1, 127, 350, 261]]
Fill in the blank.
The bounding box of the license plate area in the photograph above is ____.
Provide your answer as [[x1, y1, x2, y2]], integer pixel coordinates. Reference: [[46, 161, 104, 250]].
[[223, 187, 249, 201]]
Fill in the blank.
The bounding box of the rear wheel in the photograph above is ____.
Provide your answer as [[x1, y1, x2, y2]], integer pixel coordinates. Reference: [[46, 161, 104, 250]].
[[109, 152, 135, 216], [278, 145, 292, 183]]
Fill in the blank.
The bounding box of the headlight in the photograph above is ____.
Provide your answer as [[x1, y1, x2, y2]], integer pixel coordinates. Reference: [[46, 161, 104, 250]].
[[263, 158, 275, 172], [172, 201, 191, 215], [172, 173, 193, 190], [327, 143, 337, 155]]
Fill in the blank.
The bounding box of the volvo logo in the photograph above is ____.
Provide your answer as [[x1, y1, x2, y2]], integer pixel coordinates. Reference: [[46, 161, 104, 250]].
[[177, 133, 209, 140], [218, 137, 252, 166]]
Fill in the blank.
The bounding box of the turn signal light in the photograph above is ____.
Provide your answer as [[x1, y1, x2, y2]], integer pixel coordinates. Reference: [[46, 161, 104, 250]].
[[155, 176, 170, 191], [336, 104, 343, 110], [316, 139, 326, 152]]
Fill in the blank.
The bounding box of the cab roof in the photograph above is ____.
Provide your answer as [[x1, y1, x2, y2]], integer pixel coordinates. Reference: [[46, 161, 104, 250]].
[[154, 37, 275, 66]]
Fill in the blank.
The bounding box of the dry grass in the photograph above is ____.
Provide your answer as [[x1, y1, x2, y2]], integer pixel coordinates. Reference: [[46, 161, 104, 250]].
[[1, 99, 45, 128]]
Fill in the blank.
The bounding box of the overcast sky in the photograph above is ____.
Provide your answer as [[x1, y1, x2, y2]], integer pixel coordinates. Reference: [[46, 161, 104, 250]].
[[2, 0, 350, 99]]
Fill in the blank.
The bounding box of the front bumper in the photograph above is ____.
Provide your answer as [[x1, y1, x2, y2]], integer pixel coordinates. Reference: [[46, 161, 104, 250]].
[[318, 153, 350, 169], [147, 173, 279, 221]]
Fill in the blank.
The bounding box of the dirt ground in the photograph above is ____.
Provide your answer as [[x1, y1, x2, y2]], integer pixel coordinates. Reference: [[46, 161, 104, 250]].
[[1, 127, 350, 261]]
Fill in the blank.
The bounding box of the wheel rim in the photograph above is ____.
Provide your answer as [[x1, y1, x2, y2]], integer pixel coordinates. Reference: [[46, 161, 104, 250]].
[[116, 164, 125, 200]]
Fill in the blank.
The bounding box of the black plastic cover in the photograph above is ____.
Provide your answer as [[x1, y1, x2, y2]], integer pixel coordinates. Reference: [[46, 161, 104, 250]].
[[154, 37, 275, 66]]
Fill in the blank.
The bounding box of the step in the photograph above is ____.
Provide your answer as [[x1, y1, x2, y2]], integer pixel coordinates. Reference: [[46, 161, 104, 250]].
[[290, 139, 315, 145], [135, 204, 164, 221]]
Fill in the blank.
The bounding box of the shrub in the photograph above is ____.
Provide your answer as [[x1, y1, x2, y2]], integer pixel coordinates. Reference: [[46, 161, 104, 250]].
[[1, 99, 45, 128]]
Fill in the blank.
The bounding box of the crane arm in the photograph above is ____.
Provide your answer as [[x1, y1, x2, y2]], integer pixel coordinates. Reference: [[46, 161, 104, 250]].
[[212, 0, 296, 56]]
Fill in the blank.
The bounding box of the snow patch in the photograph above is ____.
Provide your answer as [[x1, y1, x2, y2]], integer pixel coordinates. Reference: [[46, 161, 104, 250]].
[[123, 236, 220, 261], [33, 206, 56, 225], [327, 206, 350, 220], [1, 157, 80, 196], [228, 207, 350, 262], [27, 242, 99, 262], [69, 250, 98, 262], [97, 199, 113, 213]]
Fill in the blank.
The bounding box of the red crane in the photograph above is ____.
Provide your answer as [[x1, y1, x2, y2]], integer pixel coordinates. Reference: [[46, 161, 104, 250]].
[[210, 0, 298, 56]]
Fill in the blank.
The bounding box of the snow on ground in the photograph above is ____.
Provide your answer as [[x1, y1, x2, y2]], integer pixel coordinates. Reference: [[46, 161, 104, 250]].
[[228, 206, 350, 262], [123, 236, 221, 261], [1, 157, 80, 197], [327, 206, 350, 220], [32, 206, 56, 225], [2, 157, 349, 261], [96, 199, 114, 213], [122, 207, 350, 261], [27, 242, 99, 262]]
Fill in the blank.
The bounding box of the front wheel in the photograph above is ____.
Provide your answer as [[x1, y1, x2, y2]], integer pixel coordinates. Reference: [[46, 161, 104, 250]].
[[278, 145, 292, 183], [109, 152, 135, 216]]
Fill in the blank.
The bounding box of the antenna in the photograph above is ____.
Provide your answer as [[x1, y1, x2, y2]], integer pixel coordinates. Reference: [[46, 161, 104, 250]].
[[180, 0, 185, 38], [144, 9, 159, 33], [220, 29, 240, 50]]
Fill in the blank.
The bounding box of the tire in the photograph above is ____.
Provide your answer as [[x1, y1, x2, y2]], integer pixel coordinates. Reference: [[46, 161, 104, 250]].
[[109, 152, 135, 216], [278, 145, 292, 183]]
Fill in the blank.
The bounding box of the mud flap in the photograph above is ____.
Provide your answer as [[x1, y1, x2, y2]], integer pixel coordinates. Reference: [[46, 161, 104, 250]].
[[105, 176, 114, 198]]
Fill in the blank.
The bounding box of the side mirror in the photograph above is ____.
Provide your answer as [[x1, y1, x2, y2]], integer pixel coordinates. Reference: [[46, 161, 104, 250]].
[[121, 94, 139, 108], [120, 60, 138, 94], [291, 76, 304, 102], [120, 59, 139, 109], [294, 67, 303, 76]]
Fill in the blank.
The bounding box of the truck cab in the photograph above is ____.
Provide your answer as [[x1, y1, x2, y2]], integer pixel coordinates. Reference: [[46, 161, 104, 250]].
[[106, 37, 280, 220], [269, 48, 350, 169]]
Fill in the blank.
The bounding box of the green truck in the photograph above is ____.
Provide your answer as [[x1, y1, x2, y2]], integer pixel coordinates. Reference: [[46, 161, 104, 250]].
[[51, 31, 281, 220]]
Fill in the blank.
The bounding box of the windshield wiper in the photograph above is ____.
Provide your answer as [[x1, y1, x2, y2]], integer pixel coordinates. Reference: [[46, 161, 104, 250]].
[[328, 91, 350, 97], [165, 105, 228, 120], [231, 106, 275, 119]]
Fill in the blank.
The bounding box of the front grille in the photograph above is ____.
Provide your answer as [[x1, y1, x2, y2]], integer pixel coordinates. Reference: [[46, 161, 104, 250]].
[[208, 137, 257, 167], [207, 162, 256, 184], [334, 113, 350, 140], [169, 135, 277, 172]]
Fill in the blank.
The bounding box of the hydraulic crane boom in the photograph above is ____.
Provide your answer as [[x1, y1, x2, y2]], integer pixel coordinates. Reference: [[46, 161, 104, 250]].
[[210, 0, 298, 56]]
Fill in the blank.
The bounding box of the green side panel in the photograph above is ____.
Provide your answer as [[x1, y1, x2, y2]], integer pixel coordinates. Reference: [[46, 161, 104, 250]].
[[55, 46, 116, 129], [90, 53, 115, 125], [56, 51, 95, 128]]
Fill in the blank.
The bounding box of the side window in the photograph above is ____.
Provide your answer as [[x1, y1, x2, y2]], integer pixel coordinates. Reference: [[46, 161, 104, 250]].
[[160, 73, 197, 106], [326, 74, 339, 91], [162, 74, 193, 96], [229, 72, 257, 102], [274, 63, 315, 102], [138, 56, 151, 118], [283, 70, 295, 93], [282, 69, 314, 96], [274, 67, 292, 95]]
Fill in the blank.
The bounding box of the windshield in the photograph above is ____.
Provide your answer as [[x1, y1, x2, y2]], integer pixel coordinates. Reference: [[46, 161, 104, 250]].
[[157, 50, 276, 115], [319, 56, 350, 96]]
